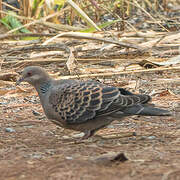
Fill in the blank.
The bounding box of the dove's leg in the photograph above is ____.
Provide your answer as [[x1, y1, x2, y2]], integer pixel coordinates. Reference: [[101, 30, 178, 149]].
[[82, 130, 96, 139], [82, 124, 109, 140]]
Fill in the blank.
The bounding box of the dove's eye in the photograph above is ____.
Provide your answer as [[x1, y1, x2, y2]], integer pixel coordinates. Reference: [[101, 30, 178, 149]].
[[27, 72, 32, 76]]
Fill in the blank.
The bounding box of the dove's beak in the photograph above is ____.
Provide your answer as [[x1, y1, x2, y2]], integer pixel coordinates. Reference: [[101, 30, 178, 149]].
[[15, 77, 24, 86]]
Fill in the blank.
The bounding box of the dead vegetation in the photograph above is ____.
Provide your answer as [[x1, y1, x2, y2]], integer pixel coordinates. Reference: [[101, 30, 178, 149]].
[[0, 0, 180, 179]]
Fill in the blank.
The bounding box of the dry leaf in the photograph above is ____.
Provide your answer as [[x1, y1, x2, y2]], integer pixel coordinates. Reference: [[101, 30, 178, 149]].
[[91, 152, 128, 165], [66, 48, 78, 74], [0, 73, 18, 81]]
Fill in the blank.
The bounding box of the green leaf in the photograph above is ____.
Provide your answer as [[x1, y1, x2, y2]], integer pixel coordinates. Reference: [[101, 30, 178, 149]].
[[80, 19, 120, 33], [0, 11, 39, 40], [0, 17, 11, 29], [7, 12, 31, 33], [54, 0, 65, 6]]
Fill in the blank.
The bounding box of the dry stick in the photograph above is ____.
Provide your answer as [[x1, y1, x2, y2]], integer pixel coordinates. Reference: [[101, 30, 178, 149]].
[[0, 9, 32, 20], [2, 2, 22, 12], [132, 0, 169, 32], [1, 58, 146, 65], [101, 5, 138, 33], [0, 33, 56, 39], [0, 32, 141, 50], [0, 43, 70, 55], [57, 66, 180, 79], [112, 31, 166, 38], [1, 32, 178, 53], [40, 21, 85, 31], [0, 32, 142, 50], [138, 32, 180, 50], [0, 0, 2, 19], [1, 59, 65, 64], [42, 32, 141, 50]]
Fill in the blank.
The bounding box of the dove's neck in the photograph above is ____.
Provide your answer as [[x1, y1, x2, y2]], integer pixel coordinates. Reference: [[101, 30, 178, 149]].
[[34, 79, 53, 103]]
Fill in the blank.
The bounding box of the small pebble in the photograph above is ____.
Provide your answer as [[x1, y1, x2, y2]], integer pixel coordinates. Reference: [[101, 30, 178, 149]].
[[107, 125, 114, 129], [31, 154, 42, 159], [45, 149, 55, 155], [132, 132, 137, 136], [5, 128, 16, 132], [32, 110, 41, 116], [72, 132, 84, 138], [128, 137, 136, 140], [65, 156, 73, 160], [140, 136, 147, 140], [62, 135, 70, 139], [0, 102, 8, 105], [147, 136, 156, 140], [23, 125, 33, 128]]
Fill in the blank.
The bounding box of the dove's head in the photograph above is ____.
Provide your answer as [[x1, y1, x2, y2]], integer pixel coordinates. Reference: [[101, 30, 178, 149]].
[[16, 66, 51, 86]]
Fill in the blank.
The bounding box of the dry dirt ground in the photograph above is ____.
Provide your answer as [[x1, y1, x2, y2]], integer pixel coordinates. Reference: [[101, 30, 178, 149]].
[[0, 67, 180, 180]]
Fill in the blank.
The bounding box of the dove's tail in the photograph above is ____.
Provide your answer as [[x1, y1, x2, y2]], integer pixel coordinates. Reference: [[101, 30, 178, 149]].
[[124, 105, 172, 116]]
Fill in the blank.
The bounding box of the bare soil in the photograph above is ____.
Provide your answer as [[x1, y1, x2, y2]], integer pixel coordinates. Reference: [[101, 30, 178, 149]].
[[0, 67, 179, 180]]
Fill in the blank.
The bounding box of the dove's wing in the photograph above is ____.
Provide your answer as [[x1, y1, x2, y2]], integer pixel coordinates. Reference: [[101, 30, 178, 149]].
[[49, 80, 151, 124]]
